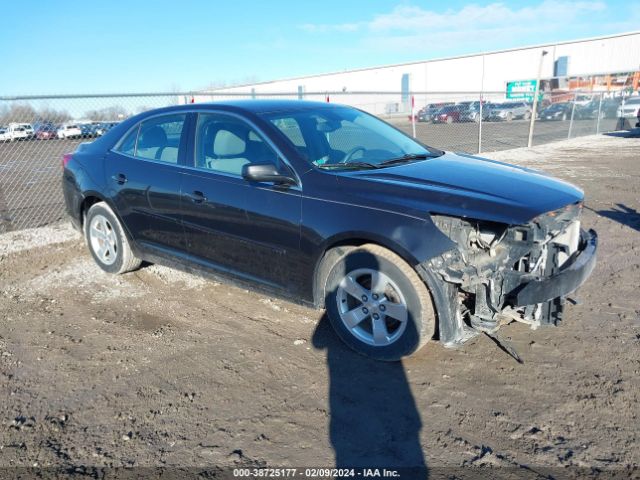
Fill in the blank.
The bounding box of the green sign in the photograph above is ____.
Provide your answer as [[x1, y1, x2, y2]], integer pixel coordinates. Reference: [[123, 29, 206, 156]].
[[506, 80, 538, 100]]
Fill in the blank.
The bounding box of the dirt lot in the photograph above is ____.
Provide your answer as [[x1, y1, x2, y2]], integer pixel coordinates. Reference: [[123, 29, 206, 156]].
[[0, 133, 639, 478]]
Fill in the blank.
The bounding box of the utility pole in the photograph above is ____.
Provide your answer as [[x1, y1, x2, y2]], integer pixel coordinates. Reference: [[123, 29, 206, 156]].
[[527, 50, 548, 148]]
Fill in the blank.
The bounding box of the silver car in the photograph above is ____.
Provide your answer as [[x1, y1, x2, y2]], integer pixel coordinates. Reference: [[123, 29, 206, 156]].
[[488, 101, 532, 122], [616, 97, 640, 119]]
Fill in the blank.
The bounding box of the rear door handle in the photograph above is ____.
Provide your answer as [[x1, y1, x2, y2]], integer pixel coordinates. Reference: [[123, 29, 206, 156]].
[[187, 190, 207, 203], [111, 173, 127, 185]]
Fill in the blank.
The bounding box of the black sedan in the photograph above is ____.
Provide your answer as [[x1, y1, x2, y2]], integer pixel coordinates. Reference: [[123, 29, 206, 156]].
[[62, 101, 597, 361], [539, 103, 573, 121]]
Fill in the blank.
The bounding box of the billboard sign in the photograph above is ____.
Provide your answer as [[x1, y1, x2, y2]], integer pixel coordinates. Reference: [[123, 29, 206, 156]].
[[506, 80, 538, 100]]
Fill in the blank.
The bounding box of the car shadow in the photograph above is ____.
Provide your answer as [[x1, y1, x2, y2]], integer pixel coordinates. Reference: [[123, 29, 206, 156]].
[[312, 247, 428, 477], [312, 317, 428, 477], [594, 203, 640, 232]]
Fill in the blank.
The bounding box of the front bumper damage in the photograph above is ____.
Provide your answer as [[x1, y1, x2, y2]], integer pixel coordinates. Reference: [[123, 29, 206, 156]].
[[418, 203, 598, 347]]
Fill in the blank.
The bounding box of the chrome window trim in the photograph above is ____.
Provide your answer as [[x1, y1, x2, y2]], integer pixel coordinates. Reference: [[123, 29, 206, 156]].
[[109, 107, 302, 191], [110, 151, 302, 193]]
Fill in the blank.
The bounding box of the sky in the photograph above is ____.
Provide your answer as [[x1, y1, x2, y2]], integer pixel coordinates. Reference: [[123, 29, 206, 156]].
[[1, 0, 638, 95]]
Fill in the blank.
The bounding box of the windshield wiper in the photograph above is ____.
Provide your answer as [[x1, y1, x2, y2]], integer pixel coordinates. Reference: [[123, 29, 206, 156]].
[[316, 162, 380, 170], [378, 153, 434, 167]]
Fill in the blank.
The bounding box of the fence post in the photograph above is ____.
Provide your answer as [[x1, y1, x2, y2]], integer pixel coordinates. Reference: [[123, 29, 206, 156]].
[[0, 182, 12, 233], [477, 93, 483, 154], [596, 92, 603, 134], [567, 92, 577, 139], [411, 95, 416, 138]]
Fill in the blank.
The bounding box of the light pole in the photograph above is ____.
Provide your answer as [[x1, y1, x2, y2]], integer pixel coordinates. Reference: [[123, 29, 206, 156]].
[[527, 49, 548, 148]]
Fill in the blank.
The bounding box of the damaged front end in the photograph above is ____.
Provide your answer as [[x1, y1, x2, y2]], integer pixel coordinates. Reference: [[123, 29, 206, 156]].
[[419, 202, 597, 347]]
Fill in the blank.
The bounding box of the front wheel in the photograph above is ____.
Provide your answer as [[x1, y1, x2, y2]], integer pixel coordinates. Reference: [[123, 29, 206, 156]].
[[324, 244, 436, 361], [84, 202, 142, 274]]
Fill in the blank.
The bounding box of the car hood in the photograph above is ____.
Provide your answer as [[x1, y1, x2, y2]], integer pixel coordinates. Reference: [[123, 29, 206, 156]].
[[333, 152, 584, 225]]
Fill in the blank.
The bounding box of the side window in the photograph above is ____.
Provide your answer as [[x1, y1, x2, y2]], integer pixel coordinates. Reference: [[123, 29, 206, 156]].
[[117, 125, 138, 156], [195, 113, 279, 176], [116, 114, 186, 162], [136, 114, 186, 163], [270, 117, 306, 148]]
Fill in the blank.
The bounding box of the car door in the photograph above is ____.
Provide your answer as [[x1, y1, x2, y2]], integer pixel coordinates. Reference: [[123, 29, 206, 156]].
[[181, 111, 303, 292], [103, 112, 190, 252]]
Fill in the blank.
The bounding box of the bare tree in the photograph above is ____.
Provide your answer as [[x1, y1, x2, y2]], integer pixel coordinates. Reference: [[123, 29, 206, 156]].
[[84, 105, 129, 121], [0, 102, 71, 125]]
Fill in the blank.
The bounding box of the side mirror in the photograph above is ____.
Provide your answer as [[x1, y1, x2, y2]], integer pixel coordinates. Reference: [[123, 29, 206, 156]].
[[241, 163, 297, 186]]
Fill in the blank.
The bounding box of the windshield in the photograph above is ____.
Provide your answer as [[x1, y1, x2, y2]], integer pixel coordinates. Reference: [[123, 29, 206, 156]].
[[261, 106, 442, 169]]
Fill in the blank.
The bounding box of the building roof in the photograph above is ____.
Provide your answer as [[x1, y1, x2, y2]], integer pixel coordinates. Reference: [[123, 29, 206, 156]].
[[206, 31, 640, 92]]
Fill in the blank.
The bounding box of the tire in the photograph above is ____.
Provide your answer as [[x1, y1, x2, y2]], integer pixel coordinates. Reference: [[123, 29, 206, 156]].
[[84, 202, 141, 274], [323, 244, 436, 361]]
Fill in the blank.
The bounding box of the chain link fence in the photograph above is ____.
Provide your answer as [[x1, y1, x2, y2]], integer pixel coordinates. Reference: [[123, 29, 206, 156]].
[[0, 90, 636, 233]]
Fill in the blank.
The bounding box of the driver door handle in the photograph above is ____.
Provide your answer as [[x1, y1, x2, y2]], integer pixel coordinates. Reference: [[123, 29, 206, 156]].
[[111, 173, 127, 184], [187, 190, 207, 204]]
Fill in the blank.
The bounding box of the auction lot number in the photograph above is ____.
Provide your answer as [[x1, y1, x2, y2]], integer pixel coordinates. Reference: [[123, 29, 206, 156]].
[[233, 468, 401, 478]]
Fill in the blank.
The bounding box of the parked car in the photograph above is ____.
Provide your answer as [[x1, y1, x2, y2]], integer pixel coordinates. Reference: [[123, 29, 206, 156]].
[[417, 103, 452, 122], [616, 97, 640, 119], [80, 123, 100, 138], [573, 100, 598, 120], [487, 102, 531, 121], [57, 124, 82, 139], [457, 101, 491, 122], [62, 100, 597, 361], [95, 122, 120, 136], [599, 97, 624, 118], [539, 103, 573, 121], [9, 122, 34, 139], [2, 124, 29, 141], [0, 128, 11, 142], [34, 124, 58, 140], [432, 105, 465, 123]]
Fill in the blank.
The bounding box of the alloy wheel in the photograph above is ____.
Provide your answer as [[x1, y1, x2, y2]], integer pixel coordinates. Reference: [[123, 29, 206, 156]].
[[89, 214, 118, 265], [336, 268, 409, 347]]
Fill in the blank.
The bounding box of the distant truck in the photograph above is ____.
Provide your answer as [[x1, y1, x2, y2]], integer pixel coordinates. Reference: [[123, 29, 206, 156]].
[[3, 123, 33, 141]]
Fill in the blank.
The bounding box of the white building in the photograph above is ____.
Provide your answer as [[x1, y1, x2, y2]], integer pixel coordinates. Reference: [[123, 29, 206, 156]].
[[194, 31, 640, 115]]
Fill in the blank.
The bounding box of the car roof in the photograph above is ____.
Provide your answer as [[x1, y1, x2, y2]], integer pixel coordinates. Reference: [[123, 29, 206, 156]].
[[141, 99, 347, 117]]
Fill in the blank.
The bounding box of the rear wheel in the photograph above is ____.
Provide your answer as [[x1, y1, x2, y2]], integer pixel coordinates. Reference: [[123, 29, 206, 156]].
[[324, 244, 436, 361], [84, 202, 141, 274]]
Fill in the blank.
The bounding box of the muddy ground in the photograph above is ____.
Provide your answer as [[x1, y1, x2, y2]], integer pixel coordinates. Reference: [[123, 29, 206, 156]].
[[0, 133, 639, 478]]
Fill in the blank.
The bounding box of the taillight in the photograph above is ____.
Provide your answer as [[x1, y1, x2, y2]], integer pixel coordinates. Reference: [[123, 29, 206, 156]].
[[62, 153, 73, 168]]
